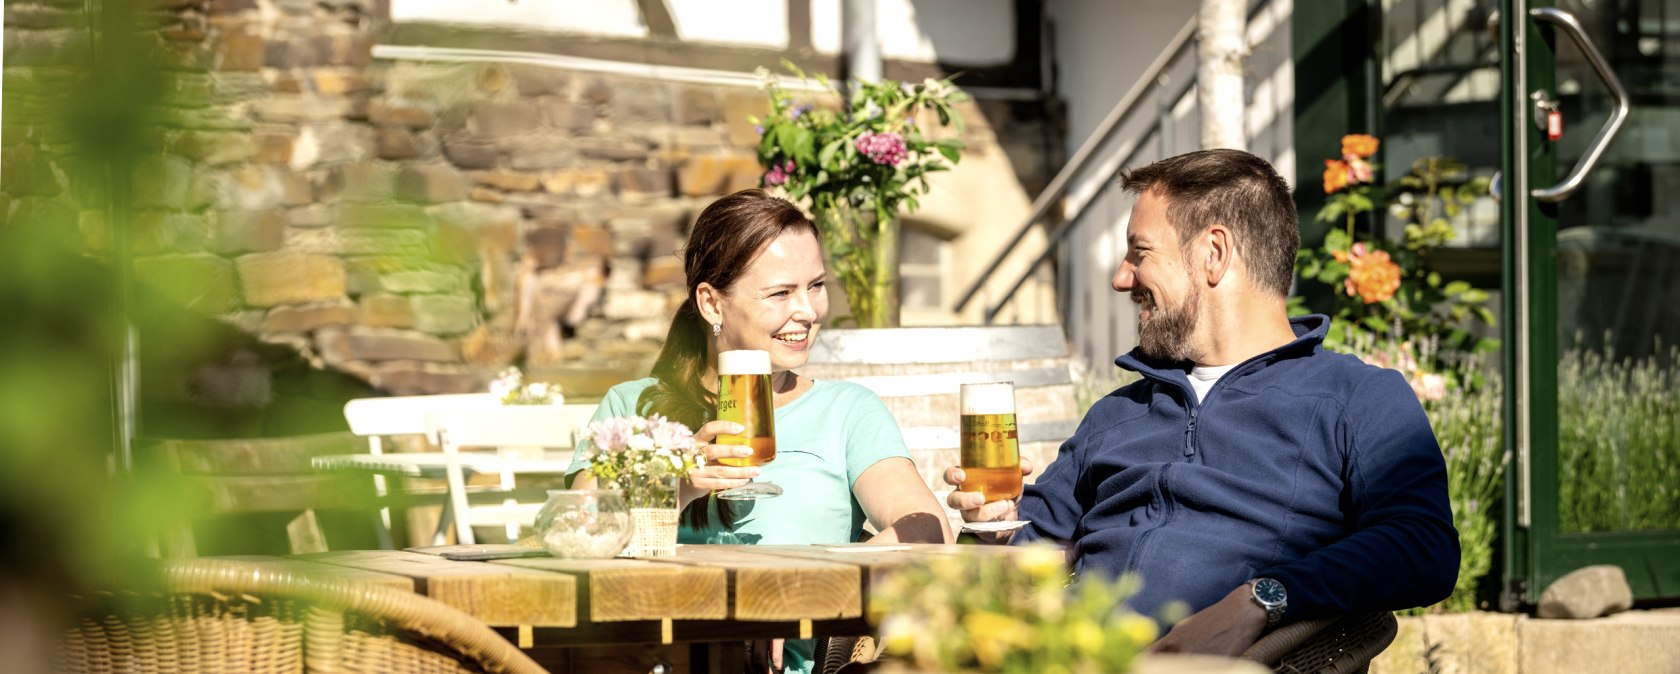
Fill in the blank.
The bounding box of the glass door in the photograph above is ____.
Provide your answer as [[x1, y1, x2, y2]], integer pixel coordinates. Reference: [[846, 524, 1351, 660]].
[[1503, 0, 1680, 607]]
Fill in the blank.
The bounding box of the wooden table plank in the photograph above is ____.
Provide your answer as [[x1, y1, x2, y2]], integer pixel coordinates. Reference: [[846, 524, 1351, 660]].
[[494, 557, 727, 623], [649, 546, 862, 621], [300, 550, 577, 627], [744, 544, 1031, 620], [216, 555, 415, 592]]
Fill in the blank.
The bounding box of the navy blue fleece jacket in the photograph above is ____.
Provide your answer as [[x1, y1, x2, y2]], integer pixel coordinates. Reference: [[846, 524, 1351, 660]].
[[1015, 315, 1458, 623]]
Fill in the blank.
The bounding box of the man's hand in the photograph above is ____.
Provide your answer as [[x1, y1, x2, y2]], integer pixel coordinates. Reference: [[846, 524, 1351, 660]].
[[1148, 583, 1267, 657], [941, 460, 1035, 543]]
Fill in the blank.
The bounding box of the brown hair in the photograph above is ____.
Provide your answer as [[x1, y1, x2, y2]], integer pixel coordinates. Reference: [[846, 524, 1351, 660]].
[[637, 189, 819, 528], [1118, 149, 1299, 295]]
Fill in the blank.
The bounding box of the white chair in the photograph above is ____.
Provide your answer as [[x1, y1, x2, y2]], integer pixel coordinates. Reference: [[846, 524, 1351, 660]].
[[341, 393, 503, 548], [425, 404, 598, 544]]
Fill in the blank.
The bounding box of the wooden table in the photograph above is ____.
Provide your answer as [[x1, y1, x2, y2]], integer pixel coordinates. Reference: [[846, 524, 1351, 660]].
[[259, 543, 1026, 673]]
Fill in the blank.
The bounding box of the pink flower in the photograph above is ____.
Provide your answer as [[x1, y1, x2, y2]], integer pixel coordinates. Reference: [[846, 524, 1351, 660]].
[[763, 159, 796, 186], [1411, 372, 1446, 401], [644, 414, 698, 454], [1345, 154, 1374, 183], [585, 417, 635, 453], [856, 131, 908, 166]]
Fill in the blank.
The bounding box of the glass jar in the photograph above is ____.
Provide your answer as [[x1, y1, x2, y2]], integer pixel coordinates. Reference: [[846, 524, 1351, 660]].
[[534, 489, 632, 559]]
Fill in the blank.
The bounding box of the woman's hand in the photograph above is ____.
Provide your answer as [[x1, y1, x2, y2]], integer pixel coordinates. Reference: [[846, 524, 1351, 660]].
[[678, 420, 762, 510]]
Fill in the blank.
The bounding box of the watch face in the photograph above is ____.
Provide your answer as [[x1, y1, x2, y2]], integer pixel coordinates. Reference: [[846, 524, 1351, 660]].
[[1254, 578, 1286, 605]]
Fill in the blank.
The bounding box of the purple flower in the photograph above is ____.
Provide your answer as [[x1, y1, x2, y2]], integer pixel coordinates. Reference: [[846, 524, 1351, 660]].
[[755, 124, 765, 135], [585, 417, 635, 453], [763, 159, 796, 186], [790, 105, 809, 119], [855, 131, 907, 167], [645, 414, 697, 453]]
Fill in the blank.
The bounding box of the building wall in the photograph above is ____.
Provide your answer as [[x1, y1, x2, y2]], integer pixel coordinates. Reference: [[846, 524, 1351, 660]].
[[1044, 0, 1295, 369], [2, 0, 1064, 399]]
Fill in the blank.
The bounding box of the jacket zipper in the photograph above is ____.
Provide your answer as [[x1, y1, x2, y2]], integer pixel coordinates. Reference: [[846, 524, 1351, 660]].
[[1184, 407, 1198, 457]]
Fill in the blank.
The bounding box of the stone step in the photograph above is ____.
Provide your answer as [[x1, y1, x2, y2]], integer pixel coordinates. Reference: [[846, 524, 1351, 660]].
[[1373, 609, 1680, 674]]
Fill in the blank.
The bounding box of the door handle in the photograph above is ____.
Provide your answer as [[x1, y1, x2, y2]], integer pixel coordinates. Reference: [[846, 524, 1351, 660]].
[[1527, 7, 1630, 202]]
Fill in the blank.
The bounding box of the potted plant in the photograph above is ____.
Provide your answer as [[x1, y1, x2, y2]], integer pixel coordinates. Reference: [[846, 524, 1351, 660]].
[[751, 63, 968, 328], [576, 414, 705, 557]]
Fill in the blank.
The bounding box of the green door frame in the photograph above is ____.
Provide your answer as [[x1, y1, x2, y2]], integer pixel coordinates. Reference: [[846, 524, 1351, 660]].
[[1500, 0, 1680, 608]]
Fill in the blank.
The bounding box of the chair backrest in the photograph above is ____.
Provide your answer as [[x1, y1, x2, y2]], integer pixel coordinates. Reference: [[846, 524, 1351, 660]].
[[150, 432, 370, 513], [343, 393, 502, 438], [425, 404, 598, 449], [1242, 612, 1399, 673], [57, 558, 549, 674], [137, 432, 377, 556]]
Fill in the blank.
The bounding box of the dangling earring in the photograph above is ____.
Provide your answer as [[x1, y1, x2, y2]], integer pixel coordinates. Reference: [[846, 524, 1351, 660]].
[[712, 322, 722, 337]]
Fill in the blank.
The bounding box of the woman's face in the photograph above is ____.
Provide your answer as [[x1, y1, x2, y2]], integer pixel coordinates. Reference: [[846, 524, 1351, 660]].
[[705, 228, 829, 373]]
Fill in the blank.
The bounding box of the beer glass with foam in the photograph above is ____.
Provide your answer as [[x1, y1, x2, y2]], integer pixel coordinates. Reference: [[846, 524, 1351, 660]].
[[715, 350, 783, 500], [959, 381, 1022, 502]]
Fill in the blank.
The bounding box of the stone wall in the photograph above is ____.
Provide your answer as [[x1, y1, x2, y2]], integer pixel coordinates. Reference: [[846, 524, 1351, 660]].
[[4, 0, 1062, 399]]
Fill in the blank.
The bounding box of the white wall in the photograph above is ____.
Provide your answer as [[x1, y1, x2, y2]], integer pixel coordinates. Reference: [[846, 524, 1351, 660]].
[[392, 0, 653, 38], [1044, 0, 1295, 368], [810, 0, 1016, 64], [390, 0, 1016, 64]]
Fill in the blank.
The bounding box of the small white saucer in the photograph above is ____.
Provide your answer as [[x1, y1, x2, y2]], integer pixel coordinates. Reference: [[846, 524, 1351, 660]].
[[960, 520, 1031, 534]]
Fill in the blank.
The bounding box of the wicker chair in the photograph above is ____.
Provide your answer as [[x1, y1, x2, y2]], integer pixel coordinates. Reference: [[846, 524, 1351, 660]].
[[1241, 612, 1398, 674], [55, 558, 548, 674]]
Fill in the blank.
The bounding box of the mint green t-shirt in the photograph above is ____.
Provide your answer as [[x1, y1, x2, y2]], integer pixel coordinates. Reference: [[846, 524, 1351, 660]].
[[568, 377, 910, 673], [568, 377, 912, 545]]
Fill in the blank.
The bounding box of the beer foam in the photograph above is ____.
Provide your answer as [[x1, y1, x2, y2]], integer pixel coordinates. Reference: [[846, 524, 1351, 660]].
[[718, 349, 771, 375], [960, 382, 1015, 415]]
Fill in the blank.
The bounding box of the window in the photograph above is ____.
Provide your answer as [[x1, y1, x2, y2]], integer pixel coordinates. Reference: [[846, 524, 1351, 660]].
[[899, 224, 949, 310]]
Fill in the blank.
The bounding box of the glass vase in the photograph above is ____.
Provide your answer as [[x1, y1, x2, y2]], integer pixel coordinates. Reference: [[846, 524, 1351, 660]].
[[534, 489, 632, 559], [813, 202, 900, 328]]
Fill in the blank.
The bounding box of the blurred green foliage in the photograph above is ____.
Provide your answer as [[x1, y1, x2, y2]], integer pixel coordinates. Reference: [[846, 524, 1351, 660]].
[[1559, 340, 1680, 533]]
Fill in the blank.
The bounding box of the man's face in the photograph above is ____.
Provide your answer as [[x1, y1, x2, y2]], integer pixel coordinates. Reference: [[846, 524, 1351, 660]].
[[1112, 191, 1204, 362]]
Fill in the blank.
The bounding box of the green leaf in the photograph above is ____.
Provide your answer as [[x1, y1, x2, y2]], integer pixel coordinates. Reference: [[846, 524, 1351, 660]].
[[1443, 280, 1471, 296], [818, 138, 845, 168], [937, 143, 959, 163], [1427, 271, 1443, 287], [1324, 227, 1351, 250]]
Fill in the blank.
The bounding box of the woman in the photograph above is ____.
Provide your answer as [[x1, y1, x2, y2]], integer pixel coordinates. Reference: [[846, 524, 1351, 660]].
[[570, 190, 951, 671], [573, 189, 949, 543]]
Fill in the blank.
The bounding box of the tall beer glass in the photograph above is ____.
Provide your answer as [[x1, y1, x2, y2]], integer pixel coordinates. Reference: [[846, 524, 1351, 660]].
[[960, 381, 1022, 502], [715, 350, 782, 500]]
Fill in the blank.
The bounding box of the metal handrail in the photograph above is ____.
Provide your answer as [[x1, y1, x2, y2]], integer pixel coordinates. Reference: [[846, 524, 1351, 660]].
[[982, 74, 1198, 324], [950, 16, 1198, 314]]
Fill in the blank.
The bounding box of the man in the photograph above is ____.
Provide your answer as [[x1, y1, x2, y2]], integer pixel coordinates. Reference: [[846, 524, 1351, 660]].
[[946, 149, 1458, 655]]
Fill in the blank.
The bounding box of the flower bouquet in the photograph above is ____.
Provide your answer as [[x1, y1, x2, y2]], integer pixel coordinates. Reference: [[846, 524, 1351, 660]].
[[752, 62, 967, 327], [489, 367, 563, 405], [578, 415, 706, 556]]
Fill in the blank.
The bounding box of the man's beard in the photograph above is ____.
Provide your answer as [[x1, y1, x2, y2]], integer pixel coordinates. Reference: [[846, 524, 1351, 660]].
[[1133, 283, 1201, 362]]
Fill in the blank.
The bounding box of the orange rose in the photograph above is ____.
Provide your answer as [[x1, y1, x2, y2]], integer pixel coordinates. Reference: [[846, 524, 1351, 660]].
[[1323, 159, 1350, 194], [1343, 243, 1401, 304], [1342, 133, 1380, 159]]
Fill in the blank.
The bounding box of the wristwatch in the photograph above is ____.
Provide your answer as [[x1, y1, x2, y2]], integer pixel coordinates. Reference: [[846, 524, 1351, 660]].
[[1250, 578, 1287, 628]]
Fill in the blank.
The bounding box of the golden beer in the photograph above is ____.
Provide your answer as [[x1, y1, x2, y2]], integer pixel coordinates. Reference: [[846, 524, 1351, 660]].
[[716, 351, 776, 467], [960, 382, 1022, 502]]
